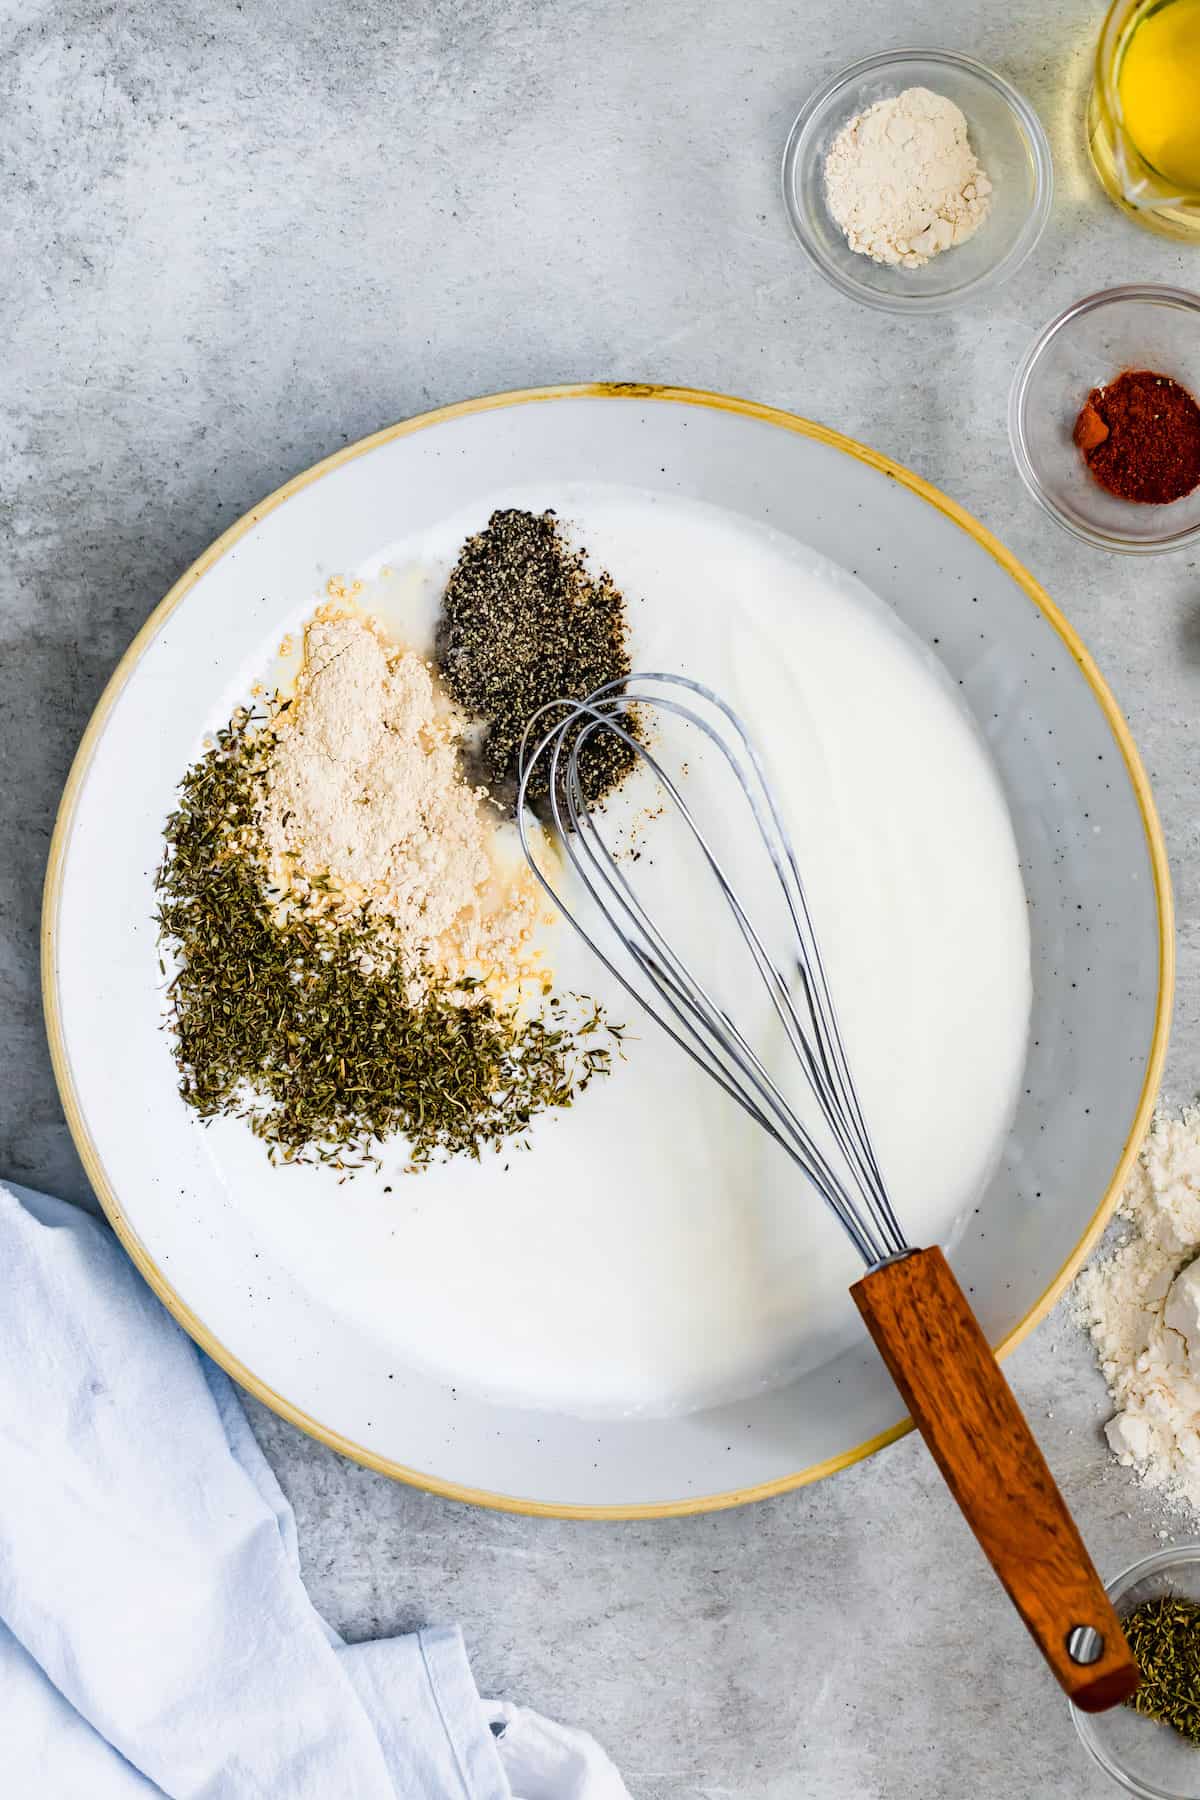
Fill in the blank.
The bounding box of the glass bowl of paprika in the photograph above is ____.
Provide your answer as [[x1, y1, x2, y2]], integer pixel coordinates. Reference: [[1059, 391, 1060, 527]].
[[1072, 1544, 1200, 1798], [1010, 284, 1200, 554]]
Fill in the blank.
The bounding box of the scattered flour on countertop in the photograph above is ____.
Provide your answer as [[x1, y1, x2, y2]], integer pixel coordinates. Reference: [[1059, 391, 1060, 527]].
[[259, 613, 540, 987], [823, 87, 993, 269], [1074, 1108, 1200, 1515]]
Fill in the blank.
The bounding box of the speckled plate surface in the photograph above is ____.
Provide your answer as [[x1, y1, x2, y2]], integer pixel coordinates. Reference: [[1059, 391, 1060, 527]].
[[42, 385, 1173, 1515]]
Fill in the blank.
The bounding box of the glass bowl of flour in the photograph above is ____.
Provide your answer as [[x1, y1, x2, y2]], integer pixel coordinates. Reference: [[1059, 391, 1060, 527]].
[[781, 49, 1053, 313], [1073, 1546, 1200, 1798]]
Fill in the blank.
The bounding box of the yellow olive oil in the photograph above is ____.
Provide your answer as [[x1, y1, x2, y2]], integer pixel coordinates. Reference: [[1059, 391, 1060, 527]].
[[1119, 0, 1200, 192]]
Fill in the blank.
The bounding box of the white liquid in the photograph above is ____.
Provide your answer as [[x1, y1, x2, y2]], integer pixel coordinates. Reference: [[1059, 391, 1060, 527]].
[[223, 488, 1031, 1418]]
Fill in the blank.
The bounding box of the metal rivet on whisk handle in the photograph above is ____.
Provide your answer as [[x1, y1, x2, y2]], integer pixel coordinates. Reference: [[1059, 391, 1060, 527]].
[[1067, 1626, 1105, 1666]]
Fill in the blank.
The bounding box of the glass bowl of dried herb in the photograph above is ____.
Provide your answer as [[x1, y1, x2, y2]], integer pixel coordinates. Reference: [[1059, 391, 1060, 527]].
[[1073, 1545, 1200, 1796], [1010, 284, 1200, 554]]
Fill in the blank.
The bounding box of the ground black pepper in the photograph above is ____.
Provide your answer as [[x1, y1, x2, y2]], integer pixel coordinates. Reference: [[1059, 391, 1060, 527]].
[[436, 509, 637, 810]]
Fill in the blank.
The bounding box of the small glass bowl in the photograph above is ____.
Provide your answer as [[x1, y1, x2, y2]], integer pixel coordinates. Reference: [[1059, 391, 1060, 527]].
[[1009, 285, 1200, 555], [1072, 1546, 1200, 1798], [780, 49, 1053, 314]]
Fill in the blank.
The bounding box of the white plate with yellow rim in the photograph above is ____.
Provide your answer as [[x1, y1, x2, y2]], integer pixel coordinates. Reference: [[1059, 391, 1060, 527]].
[[42, 384, 1172, 1517]]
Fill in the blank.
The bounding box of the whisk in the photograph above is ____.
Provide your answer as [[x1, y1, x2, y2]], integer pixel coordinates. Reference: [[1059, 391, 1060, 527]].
[[517, 671, 1137, 1713]]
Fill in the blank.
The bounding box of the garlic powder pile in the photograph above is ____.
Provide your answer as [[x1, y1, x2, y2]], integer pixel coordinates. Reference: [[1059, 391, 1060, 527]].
[[1074, 1108, 1200, 1515], [823, 87, 992, 269], [260, 614, 539, 987]]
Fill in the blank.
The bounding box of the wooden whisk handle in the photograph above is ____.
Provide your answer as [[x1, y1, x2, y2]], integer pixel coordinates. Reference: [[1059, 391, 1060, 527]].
[[851, 1246, 1138, 1712]]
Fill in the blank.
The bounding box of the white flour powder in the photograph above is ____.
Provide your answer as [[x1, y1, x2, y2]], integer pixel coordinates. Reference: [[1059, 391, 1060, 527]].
[[823, 87, 992, 269], [1074, 1109, 1200, 1515], [260, 614, 538, 986]]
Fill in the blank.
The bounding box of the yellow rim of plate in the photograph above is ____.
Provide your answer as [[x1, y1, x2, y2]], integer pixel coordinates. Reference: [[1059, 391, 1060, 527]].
[[41, 382, 1175, 1520]]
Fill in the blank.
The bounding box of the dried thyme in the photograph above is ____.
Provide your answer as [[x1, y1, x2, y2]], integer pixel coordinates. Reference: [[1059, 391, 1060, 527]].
[[436, 508, 637, 810], [155, 709, 616, 1169], [1125, 1596, 1200, 1744]]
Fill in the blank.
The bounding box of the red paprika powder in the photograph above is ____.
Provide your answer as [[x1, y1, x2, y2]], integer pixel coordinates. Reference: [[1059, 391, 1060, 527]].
[[1073, 370, 1200, 505]]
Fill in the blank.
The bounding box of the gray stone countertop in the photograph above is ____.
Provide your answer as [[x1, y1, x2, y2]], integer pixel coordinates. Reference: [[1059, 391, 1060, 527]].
[[4, 2, 1199, 1795]]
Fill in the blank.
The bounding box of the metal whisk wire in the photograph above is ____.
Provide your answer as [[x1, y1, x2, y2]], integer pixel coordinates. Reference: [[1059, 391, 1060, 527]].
[[516, 672, 910, 1271], [515, 674, 1142, 1706]]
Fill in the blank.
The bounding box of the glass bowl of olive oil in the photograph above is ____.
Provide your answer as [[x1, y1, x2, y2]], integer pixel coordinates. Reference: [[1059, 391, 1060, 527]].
[[1073, 1545, 1200, 1797], [1089, 0, 1200, 240]]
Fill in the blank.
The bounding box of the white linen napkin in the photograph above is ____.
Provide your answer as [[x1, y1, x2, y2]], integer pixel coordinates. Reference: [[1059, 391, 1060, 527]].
[[0, 1181, 629, 1800]]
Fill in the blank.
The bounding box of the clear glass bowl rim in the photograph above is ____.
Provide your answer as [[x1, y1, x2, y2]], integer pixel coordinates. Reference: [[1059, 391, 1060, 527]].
[[1072, 1544, 1200, 1799], [1008, 283, 1200, 555], [780, 46, 1054, 316]]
